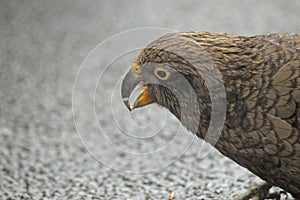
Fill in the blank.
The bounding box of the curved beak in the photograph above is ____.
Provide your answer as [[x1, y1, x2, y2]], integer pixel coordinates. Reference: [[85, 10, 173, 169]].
[[121, 69, 154, 111]]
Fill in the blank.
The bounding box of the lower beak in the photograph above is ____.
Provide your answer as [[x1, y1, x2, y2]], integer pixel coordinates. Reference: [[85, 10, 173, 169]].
[[132, 85, 154, 110], [121, 69, 154, 111]]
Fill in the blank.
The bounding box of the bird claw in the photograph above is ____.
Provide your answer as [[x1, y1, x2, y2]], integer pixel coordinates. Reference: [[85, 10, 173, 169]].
[[266, 191, 288, 200], [233, 182, 273, 200], [234, 182, 290, 200]]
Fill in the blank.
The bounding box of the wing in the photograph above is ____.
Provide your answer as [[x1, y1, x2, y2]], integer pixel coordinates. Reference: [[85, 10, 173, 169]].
[[222, 34, 300, 195]]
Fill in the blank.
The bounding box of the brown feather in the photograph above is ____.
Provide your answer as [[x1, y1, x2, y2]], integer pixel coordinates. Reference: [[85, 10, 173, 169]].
[[133, 32, 300, 198]]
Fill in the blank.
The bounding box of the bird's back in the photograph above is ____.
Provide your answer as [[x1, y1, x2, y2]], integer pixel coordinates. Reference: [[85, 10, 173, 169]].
[[198, 33, 300, 198]]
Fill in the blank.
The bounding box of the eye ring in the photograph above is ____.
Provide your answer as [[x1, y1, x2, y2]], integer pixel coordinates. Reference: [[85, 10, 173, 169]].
[[154, 67, 170, 80]]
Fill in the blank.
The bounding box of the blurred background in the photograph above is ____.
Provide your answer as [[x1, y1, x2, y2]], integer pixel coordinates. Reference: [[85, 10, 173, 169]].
[[1, 0, 300, 199]]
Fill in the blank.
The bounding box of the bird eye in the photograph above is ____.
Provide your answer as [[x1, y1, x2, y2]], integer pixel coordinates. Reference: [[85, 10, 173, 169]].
[[154, 67, 170, 80], [157, 70, 166, 78]]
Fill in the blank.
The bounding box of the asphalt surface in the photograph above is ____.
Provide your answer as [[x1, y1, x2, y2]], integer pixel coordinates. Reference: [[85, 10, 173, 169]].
[[1, 1, 300, 199]]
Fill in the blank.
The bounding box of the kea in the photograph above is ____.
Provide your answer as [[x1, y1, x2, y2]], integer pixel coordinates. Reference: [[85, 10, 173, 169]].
[[121, 32, 300, 199]]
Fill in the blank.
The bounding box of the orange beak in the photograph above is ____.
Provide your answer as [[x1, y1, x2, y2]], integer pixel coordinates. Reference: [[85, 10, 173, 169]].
[[131, 85, 154, 110]]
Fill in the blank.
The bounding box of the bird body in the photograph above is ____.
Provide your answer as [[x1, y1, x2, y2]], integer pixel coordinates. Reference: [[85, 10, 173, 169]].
[[121, 32, 300, 198]]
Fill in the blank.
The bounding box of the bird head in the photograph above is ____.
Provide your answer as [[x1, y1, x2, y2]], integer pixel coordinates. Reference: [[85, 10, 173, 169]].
[[122, 35, 196, 116], [121, 32, 228, 137], [121, 59, 185, 118], [121, 33, 217, 134]]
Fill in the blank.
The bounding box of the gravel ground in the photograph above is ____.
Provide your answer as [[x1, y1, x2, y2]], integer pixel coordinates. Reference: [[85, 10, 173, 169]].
[[1, 1, 300, 199]]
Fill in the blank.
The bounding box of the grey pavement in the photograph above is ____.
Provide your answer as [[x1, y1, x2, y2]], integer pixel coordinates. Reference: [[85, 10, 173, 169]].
[[1, 1, 300, 199]]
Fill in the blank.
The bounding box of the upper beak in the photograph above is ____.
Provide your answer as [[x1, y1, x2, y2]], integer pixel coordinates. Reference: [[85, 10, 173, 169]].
[[121, 69, 154, 111]]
